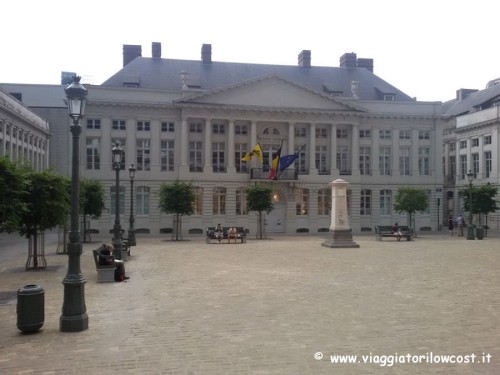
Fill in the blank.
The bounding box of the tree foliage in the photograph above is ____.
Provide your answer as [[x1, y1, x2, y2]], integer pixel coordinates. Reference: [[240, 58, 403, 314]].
[[159, 181, 195, 240], [461, 184, 498, 225], [80, 179, 105, 219], [246, 185, 273, 239], [393, 187, 428, 227], [0, 157, 27, 233]]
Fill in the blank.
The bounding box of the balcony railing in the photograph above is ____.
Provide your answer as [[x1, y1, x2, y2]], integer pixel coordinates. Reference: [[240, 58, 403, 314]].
[[250, 168, 298, 180]]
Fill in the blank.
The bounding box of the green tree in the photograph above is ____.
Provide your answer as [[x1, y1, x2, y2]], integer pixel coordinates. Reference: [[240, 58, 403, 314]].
[[159, 181, 195, 240], [393, 187, 428, 231], [461, 184, 498, 226], [246, 185, 273, 239], [20, 169, 70, 269], [0, 157, 27, 233], [80, 179, 106, 242]]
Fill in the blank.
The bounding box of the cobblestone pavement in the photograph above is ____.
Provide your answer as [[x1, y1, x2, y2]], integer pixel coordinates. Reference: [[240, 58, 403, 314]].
[[0, 231, 499, 374]]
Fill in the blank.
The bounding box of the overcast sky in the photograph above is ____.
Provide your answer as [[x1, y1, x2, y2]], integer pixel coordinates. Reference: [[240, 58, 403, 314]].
[[2, 0, 498, 102]]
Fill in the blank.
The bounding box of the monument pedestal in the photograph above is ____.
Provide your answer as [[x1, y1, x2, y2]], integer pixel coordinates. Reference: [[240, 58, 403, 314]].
[[322, 229, 359, 248]]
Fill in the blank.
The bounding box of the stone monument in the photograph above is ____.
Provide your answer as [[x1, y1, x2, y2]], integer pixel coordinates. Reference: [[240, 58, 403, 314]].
[[322, 179, 360, 248]]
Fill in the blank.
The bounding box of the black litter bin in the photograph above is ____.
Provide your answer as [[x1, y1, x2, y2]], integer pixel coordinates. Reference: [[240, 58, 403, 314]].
[[17, 284, 44, 333]]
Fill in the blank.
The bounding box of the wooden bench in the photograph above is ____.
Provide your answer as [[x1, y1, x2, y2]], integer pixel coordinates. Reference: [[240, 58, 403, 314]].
[[375, 225, 413, 241], [206, 227, 247, 244], [92, 246, 116, 282]]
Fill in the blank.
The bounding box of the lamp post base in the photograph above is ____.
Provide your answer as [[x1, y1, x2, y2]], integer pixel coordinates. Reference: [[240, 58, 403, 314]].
[[60, 278, 88, 332], [466, 226, 475, 240]]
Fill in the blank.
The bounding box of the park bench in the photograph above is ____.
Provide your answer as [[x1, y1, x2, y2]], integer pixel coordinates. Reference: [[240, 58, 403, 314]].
[[92, 246, 116, 282], [374, 225, 413, 241], [206, 226, 247, 244]]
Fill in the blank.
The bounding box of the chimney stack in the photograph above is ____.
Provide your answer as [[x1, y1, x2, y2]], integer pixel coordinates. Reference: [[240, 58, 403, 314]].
[[340, 53, 357, 68], [202, 44, 212, 64], [152, 42, 162, 58], [357, 58, 373, 73], [123, 44, 142, 67], [298, 50, 311, 69]]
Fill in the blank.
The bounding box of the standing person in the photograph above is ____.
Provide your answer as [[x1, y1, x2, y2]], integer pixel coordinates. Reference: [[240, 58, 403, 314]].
[[448, 215, 454, 236], [392, 222, 402, 241], [456, 214, 464, 237], [214, 223, 224, 244]]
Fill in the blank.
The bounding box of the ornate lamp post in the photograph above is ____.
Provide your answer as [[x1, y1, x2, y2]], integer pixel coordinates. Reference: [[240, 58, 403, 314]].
[[60, 76, 89, 332], [128, 163, 137, 246], [112, 143, 125, 259], [466, 170, 475, 240]]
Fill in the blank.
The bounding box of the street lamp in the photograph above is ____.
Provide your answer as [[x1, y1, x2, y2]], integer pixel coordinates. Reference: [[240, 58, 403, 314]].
[[128, 163, 137, 246], [112, 143, 125, 259], [60, 76, 89, 332], [466, 170, 475, 240]]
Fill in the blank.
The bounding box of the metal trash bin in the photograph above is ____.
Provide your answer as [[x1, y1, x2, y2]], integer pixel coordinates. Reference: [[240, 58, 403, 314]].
[[17, 284, 44, 333]]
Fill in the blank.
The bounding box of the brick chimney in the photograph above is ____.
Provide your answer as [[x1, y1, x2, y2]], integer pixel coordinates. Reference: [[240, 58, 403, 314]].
[[298, 50, 311, 69], [152, 42, 162, 58], [123, 45, 142, 67], [202, 44, 212, 64], [357, 58, 373, 73], [340, 52, 357, 68]]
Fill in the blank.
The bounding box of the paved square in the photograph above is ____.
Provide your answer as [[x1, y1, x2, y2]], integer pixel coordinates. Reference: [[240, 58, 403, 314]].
[[0, 232, 498, 374]]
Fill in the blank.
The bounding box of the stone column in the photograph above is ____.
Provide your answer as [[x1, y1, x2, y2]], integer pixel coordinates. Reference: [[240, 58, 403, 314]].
[[227, 119, 236, 173], [322, 178, 359, 248], [204, 118, 212, 173], [179, 117, 189, 174]]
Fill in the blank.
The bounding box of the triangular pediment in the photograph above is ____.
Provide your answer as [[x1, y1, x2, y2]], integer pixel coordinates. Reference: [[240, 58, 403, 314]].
[[175, 75, 359, 111]]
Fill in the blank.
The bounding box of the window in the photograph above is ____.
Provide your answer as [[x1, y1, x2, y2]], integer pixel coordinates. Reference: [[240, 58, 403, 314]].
[[485, 151, 492, 178], [418, 147, 430, 175], [160, 140, 174, 171], [460, 155, 467, 179], [213, 123, 226, 134], [360, 189, 371, 215], [379, 147, 391, 176], [449, 143, 456, 151], [418, 130, 430, 140], [359, 147, 371, 175], [383, 94, 395, 101], [212, 142, 225, 172], [296, 145, 307, 173], [136, 139, 151, 171], [460, 140, 467, 149], [189, 123, 202, 133], [399, 148, 411, 176], [399, 130, 411, 140], [161, 121, 175, 132], [192, 187, 203, 215], [86, 119, 101, 130], [189, 142, 203, 172], [380, 190, 391, 215], [379, 130, 391, 140], [235, 143, 248, 173], [449, 156, 456, 180], [137, 121, 150, 131], [110, 186, 125, 215], [315, 128, 327, 138], [359, 129, 371, 139], [336, 129, 348, 139], [111, 139, 126, 170], [337, 147, 348, 173], [235, 124, 248, 135], [112, 120, 126, 130], [136, 186, 150, 215], [295, 189, 309, 215], [236, 188, 247, 215], [472, 153, 479, 177], [295, 127, 306, 137], [472, 138, 479, 147], [213, 187, 226, 215], [318, 189, 331, 215], [484, 135, 492, 145], [86, 138, 100, 170], [315, 146, 328, 174]]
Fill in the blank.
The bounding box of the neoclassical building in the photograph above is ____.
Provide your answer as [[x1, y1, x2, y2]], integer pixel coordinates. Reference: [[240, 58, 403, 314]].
[[2, 43, 499, 235]]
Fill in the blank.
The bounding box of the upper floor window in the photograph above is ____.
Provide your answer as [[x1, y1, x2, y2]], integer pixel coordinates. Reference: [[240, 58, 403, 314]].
[[383, 94, 395, 101], [235, 124, 248, 135], [336, 129, 348, 139], [190, 123, 202, 133], [359, 129, 371, 139], [137, 121, 150, 131], [379, 130, 391, 140], [112, 120, 126, 130], [263, 127, 280, 135], [161, 121, 175, 132], [399, 130, 411, 140], [484, 135, 492, 145], [86, 119, 101, 130], [212, 123, 225, 134], [471, 138, 479, 147], [295, 127, 306, 137], [418, 130, 430, 140], [449, 143, 456, 151], [316, 128, 327, 138], [460, 140, 467, 149]]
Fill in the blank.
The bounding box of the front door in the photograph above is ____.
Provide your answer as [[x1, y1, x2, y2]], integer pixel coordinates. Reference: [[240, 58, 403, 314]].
[[265, 201, 285, 233]]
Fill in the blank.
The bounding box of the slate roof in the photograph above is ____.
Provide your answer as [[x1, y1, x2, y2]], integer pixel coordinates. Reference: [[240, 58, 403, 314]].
[[444, 83, 500, 117], [102, 57, 415, 102]]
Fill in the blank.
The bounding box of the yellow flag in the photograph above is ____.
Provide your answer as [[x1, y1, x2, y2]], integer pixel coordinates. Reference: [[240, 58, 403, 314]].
[[241, 143, 263, 162]]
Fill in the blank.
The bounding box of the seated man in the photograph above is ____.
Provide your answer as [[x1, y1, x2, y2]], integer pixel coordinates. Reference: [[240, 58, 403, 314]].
[[392, 223, 403, 241], [227, 226, 237, 243], [98, 244, 129, 281], [214, 223, 224, 244]]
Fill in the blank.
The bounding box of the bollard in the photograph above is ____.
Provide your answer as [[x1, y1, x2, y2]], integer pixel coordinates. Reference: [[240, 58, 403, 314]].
[[17, 284, 44, 333]]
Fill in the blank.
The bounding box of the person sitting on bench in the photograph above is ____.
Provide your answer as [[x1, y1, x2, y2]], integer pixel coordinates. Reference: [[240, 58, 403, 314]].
[[227, 226, 237, 243], [99, 244, 129, 281], [214, 224, 224, 244], [392, 223, 403, 241]]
